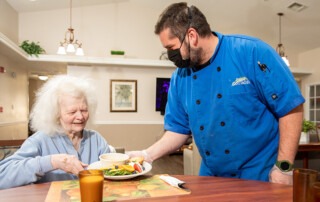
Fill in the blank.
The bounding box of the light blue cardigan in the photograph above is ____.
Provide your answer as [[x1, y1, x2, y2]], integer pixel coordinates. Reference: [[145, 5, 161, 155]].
[[0, 129, 110, 189]]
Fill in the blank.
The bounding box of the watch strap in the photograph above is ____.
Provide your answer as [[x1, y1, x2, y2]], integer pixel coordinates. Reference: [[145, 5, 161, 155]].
[[275, 160, 293, 172]]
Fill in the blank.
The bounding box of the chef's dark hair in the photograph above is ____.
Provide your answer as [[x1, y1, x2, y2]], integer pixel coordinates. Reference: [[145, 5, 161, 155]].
[[154, 2, 212, 42]]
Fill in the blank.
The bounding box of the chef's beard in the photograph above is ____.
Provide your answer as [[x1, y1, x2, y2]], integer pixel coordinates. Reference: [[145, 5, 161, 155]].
[[189, 46, 204, 67]]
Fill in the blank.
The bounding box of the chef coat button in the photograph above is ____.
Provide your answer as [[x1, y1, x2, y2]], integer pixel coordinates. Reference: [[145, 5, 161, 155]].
[[217, 66, 221, 72], [231, 173, 236, 177], [193, 75, 197, 79], [205, 151, 211, 156], [271, 94, 278, 100], [225, 149, 230, 154], [200, 125, 204, 131], [217, 94, 222, 98], [196, 100, 201, 105], [220, 122, 225, 126]]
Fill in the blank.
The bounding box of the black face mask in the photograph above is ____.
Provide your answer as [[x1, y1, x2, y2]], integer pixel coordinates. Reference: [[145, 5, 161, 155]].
[[167, 47, 190, 68], [167, 33, 191, 68], [168, 7, 193, 68]]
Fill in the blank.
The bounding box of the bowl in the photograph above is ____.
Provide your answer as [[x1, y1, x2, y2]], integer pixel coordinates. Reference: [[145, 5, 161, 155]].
[[99, 153, 129, 168]]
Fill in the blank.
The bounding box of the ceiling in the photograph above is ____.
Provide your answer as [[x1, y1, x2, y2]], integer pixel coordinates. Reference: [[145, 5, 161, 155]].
[[5, 0, 320, 72]]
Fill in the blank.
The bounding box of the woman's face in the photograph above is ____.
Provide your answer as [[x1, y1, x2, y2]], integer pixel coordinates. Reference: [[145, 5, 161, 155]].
[[59, 95, 89, 135]]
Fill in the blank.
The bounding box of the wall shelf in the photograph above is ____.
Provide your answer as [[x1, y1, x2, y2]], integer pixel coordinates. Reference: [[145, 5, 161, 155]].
[[28, 54, 175, 68], [0, 32, 175, 69], [0, 32, 313, 75], [290, 67, 313, 77]]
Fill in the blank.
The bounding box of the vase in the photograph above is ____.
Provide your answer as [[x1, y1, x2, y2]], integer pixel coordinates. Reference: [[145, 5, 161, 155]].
[[299, 132, 309, 144]]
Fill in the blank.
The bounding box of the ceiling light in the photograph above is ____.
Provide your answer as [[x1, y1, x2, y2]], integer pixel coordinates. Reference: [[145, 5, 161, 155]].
[[57, 0, 84, 56], [276, 13, 290, 66], [38, 75, 48, 81]]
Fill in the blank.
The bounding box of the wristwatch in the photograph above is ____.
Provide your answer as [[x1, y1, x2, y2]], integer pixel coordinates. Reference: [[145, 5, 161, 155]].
[[275, 160, 293, 172]]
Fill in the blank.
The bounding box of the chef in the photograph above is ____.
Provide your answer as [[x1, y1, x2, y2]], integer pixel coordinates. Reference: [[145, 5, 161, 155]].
[[128, 2, 304, 185]]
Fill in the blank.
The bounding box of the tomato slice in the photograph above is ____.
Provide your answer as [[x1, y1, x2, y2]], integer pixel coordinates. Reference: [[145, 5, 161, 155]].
[[133, 163, 143, 173]]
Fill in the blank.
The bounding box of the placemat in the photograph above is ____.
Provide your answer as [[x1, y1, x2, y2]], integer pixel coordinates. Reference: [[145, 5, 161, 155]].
[[45, 175, 190, 202]]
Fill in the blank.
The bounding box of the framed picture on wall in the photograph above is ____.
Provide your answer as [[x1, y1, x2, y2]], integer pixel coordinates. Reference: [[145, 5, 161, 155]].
[[110, 80, 137, 112]]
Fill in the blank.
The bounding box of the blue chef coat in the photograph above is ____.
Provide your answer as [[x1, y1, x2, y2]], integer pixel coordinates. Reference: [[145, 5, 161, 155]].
[[164, 32, 305, 181]]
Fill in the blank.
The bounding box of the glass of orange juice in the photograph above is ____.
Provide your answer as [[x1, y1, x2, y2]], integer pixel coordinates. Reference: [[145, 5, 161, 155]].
[[79, 169, 104, 202]]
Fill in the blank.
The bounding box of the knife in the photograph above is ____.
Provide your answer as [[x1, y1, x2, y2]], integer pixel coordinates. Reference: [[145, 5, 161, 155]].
[[159, 175, 191, 192]]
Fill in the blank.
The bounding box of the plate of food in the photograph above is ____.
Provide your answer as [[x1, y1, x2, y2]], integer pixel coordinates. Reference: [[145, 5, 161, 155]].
[[87, 156, 152, 180]]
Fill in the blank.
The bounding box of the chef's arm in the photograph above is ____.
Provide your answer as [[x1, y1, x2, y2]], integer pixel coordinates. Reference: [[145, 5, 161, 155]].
[[269, 104, 303, 185], [145, 131, 191, 162], [277, 104, 303, 163]]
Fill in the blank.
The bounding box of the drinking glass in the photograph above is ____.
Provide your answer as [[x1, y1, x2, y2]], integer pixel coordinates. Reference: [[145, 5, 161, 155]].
[[312, 182, 320, 202], [79, 169, 104, 202], [293, 168, 319, 202]]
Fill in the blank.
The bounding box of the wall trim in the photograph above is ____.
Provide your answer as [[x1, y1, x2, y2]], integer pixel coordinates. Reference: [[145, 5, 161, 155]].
[[94, 121, 164, 125], [0, 120, 28, 127]]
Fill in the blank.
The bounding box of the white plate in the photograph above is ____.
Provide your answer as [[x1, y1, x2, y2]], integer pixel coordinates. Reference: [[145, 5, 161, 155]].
[[87, 161, 152, 180]]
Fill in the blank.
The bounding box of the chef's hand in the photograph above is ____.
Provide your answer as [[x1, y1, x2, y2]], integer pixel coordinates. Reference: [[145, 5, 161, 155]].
[[126, 150, 153, 163], [269, 165, 293, 185], [51, 154, 88, 174]]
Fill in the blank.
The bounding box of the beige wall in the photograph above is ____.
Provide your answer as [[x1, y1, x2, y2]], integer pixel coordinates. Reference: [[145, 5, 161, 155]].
[[17, 1, 302, 66], [68, 64, 174, 150], [0, 0, 18, 43], [28, 78, 45, 110], [298, 47, 320, 119], [19, 2, 163, 60], [67, 65, 174, 123], [0, 54, 29, 140], [0, 1, 27, 140], [88, 124, 164, 151]]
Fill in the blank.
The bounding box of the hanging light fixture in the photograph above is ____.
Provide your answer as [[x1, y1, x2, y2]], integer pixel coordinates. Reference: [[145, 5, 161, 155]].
[[276, 13, 289, 66], [57, 0, 84, 56], [38, 75, 48, 81]]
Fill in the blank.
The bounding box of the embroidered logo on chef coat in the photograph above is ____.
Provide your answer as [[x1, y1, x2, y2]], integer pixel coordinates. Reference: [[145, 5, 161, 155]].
[[231, 77, 250, 86]]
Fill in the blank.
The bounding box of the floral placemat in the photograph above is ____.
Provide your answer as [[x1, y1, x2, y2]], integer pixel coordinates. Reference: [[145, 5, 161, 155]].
[[45, 175, 190, 202]]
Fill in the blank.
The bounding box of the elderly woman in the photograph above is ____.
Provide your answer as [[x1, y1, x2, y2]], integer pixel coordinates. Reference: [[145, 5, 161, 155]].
[[0, 75, 111, 189]]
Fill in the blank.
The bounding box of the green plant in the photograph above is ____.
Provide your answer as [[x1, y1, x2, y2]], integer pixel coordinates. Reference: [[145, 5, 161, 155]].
[[19, 40, 45, 57], [302, 119, 316, 133]]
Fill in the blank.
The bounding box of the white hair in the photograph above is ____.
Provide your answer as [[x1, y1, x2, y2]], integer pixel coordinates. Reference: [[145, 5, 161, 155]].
[[30, 75, 97, 135]]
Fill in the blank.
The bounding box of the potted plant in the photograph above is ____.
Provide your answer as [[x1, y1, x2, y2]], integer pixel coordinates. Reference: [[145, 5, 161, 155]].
[[302, 119, 316, 133], [300, 120, 317, 143], [19, 40, 46, 57]]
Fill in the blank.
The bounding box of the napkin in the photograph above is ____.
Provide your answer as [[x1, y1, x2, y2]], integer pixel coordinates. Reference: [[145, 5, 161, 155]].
[[159, 175, 189, 191]]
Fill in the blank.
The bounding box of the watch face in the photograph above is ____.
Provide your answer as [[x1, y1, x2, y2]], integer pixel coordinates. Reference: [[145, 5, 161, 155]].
[[280, 162, 290, 171]]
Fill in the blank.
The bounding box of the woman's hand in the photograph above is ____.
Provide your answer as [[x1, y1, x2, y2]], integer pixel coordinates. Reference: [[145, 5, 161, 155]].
[[51, 154, 88, 174]]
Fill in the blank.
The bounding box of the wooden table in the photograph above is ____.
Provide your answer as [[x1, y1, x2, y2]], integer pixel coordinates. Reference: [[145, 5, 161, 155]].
[[0, 175, 292, 202], [298, 142, 320, 168]]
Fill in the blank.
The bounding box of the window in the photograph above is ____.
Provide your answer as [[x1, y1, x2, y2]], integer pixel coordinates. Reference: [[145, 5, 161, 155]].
[[308, 84, 320, 125]]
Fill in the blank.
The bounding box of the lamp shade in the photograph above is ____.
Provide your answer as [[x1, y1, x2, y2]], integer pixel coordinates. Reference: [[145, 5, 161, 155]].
[[282, 57, 290, 66], [66, 44, 75, 52], [75, 47, 84, 56], [38, 75, 48, 81], [57, 46, 66, 55]]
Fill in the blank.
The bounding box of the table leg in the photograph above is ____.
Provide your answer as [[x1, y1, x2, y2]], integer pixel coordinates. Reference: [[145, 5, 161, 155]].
[[301, 152, 309, 168]]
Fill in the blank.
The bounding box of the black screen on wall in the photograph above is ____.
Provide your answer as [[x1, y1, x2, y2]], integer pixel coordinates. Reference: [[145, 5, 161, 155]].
[[155, 78, 170, 115]]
